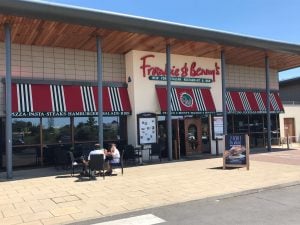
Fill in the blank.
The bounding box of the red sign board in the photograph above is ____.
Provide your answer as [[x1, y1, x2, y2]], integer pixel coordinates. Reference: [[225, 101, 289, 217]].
[[140, 54, 220, 83]]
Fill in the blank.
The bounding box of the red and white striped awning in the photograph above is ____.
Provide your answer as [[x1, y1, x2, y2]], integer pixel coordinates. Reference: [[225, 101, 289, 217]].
[[11, 83, 131, 117], [226, 90, 284, 114], [156, 86, 216, 115]]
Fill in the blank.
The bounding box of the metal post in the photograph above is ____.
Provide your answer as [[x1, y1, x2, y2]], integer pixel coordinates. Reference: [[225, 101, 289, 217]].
[[70, 116, 74, 149], [265, 56, 271, 152], [96, 36, 103, 148], [40, 117, 43, 166], [221, 51, 227, 135], [215, 138, 219, 156], [275, 115, 280, 146], [5, 24, 12, 179], [287, 132, 290, 150], [166, 44, 172, 160]]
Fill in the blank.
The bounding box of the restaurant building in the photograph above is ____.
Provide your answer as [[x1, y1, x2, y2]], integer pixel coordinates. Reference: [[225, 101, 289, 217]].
[[279, 77, 300, 143], [1, 0, 300, 177]]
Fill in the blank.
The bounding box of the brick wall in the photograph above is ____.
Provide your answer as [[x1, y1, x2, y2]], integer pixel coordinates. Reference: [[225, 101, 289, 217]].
[[226, 64, 279, 90], [0, 42, 126, 116]]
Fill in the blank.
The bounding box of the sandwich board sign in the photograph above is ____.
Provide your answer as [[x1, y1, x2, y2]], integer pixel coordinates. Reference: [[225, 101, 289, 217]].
[[223, 134, 249, 170]]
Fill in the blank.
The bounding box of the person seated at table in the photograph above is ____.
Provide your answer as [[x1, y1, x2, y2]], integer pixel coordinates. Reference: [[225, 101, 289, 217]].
[[105, 143, 120, 175], [87, 143, 106, 160], [82, 143, 107, 176]]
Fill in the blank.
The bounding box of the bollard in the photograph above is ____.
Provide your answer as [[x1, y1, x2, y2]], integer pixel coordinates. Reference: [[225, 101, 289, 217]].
[[216, 138, 219, 156]]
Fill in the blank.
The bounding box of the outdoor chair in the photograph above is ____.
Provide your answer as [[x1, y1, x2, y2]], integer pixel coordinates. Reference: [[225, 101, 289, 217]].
[[89, 154, 105, 180], [150, 143, 162, 162], [35, 147, 41, 166], [53, 147, 69, 169], [124, 144, 141, 165], [68, 151, 83, 176]]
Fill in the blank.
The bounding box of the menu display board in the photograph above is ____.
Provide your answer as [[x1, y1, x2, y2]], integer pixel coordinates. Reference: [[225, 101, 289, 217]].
[[223, 134, 249, 170], [213, 116, 224, 140], [137, 113, 157, 145]]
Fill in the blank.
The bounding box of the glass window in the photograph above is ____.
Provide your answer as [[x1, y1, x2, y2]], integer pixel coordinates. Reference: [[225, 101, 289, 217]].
[[188, 125, 197, 140], [103, 117, 120, 141], [249, 115, 264, 132], [74, 116, 125, 143], [227, 115, 234, 133], [12, 118, 40, 167], [233, 115, 249, 133], [42, 117, 71, 144], [201, 115, 209, 137], [263, 114, 280, 133], [267, 114, 281, 143], [74, 117, 99, 142], [12, 118, 40, 145], [271, 114, 279, 132]]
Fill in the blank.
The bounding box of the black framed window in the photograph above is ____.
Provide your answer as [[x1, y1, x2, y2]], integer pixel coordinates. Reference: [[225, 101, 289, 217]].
[[12, 118, 40, 145], [42, 117, 71, 144], [249, 115, 264, 133], [74, 116, 126, 143], [74, 117, 98, 142], [11, 118, 40, 167], [233, 115, 249, 134]]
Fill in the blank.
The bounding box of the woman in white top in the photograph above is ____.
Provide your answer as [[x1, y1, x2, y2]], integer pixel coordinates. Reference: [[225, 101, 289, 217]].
[[106, 143, 120, 174]]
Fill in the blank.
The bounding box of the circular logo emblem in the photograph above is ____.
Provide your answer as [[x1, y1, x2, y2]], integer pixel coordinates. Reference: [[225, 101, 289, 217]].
[[180, 92, 193, 107]]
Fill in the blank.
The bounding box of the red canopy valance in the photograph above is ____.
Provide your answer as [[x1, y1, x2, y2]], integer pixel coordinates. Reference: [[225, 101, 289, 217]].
[[11, 83, 131, 117]]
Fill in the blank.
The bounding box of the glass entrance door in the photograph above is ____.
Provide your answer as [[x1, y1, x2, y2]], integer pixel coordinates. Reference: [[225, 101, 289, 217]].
[[184, 117, 202, 155], [201, 115, 210, 153]]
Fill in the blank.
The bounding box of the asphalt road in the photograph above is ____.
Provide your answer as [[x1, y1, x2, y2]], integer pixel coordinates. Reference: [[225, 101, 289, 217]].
[[71, 183, 300, 225]]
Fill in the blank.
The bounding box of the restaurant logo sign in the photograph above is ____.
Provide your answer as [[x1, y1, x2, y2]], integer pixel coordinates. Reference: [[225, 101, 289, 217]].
[[180, 92, 193, 107], [140, 54, 220, 83]]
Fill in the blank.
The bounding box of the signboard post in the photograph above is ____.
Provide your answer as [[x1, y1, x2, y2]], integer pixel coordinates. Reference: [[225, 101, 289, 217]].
[[223, 134, 249, 170]]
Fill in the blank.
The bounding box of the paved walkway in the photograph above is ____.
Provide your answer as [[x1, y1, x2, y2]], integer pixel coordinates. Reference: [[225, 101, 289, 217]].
[[0, 147, 300, 225], [251, 145, 300, 166]]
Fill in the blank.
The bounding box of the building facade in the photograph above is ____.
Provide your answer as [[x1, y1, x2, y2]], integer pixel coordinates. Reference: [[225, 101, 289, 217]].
[[279, 77, 300, 143], [0, 1, 300, 174]]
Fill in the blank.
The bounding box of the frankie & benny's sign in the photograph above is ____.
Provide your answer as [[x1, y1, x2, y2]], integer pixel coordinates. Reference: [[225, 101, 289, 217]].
[[140, 54, 220, 83]]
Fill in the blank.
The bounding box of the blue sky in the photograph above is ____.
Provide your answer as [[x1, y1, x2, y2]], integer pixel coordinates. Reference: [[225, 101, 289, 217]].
[[44, 0, 300, 80]]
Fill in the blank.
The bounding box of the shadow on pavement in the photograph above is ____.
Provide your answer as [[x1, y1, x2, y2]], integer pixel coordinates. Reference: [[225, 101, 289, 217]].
[[208, 166, 239, 170], [0, 166, 71, 182]]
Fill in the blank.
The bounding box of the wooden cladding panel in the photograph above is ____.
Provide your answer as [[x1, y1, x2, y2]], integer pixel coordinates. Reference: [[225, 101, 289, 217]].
[[0, 14, 300, 70]]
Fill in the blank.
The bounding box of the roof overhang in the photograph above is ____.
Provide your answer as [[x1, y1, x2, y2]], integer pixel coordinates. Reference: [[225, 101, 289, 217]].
[[1, 0, 300, 71]]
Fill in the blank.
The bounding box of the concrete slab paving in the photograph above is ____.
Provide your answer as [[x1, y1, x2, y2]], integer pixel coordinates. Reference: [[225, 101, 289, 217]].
[[0, 147, 300, 225]]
